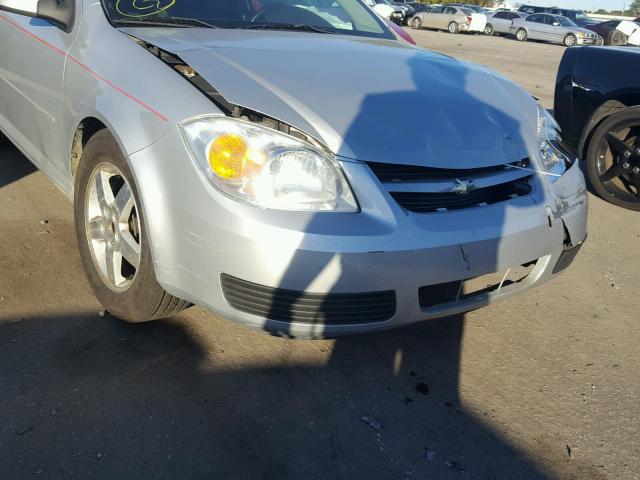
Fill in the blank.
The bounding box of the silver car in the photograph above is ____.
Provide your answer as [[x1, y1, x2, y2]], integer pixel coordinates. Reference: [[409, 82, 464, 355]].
[[484, 11, 527, 36], [510, 13, 598, 47], [0, 0, 587, 338], [410, 5, 474, 34]]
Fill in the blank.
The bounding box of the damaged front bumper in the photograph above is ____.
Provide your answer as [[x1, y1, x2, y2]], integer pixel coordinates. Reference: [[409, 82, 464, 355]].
[[129, 127, 588, 339]]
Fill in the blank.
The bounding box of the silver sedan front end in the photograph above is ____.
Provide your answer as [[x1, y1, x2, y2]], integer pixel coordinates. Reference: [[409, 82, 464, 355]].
[[129, 124, 587, 339]]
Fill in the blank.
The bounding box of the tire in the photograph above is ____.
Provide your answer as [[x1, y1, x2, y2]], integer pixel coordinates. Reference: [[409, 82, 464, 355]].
[[515, 28, 527, 41], [411, 17, 421, 29], [610, 29, 627, 46], [585, 106, 640, 211], [564, 33, 577, 47], [74, 130, 191, 321], [484, 23, 494, 36], [448, 21, 459, 34], [595, 35, 604, 46]]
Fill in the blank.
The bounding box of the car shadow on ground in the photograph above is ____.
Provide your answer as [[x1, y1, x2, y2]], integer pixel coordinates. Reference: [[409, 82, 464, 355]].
[[0, 143, 37, 188], [0, 310, 608, 480]]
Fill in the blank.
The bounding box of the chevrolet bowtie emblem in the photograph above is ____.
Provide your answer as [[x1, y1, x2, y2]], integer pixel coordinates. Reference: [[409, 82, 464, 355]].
[[451, 179, 476, 195]]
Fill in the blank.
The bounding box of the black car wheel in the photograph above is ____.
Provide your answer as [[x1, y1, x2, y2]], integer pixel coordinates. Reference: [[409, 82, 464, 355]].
[[595, 34, 604, 46], [586, 107, 640, 211], [484, 23, 494, 36], [411, 17, 421, 29]]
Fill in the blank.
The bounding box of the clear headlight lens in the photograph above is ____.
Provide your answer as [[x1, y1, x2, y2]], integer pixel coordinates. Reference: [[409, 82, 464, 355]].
[[180, 117, 358, 212], [536, 104, 569, 181]]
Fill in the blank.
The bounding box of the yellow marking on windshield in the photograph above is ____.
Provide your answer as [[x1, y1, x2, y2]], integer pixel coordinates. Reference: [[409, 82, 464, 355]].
[[116, 0, 176, 18]]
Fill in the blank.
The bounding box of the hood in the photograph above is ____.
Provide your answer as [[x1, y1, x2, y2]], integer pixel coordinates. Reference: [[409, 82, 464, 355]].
[[123, 29, 536, 168]]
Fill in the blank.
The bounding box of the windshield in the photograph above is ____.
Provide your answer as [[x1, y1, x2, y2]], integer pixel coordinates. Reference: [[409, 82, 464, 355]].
[[101, 0, 393, 39], [555, 16, 576, 27]]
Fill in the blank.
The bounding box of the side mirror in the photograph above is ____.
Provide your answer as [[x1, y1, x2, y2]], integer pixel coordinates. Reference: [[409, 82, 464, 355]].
[[0, 0, 75, 33], [553, 22, 560, 26]]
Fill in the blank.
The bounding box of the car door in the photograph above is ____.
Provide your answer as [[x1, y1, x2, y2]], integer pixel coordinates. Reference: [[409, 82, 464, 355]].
[[543, 14, 564, 42], [443, 6, 457, 29], [491, 12, 508, 32], [0, 1, 81, 187], [423, 6, 442, 29], [525, 14, 546, 40]]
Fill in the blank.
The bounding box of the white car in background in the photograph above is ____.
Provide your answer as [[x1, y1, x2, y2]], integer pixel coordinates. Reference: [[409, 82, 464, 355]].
[[617, 20, 640, 46], [364, 0, 404, 23]]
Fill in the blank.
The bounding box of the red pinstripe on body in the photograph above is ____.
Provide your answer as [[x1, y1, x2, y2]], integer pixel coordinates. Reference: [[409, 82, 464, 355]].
[[0, 14, 169, 122]]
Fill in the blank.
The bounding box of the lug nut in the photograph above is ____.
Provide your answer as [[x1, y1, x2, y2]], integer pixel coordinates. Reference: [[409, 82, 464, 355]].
[[623, 162, 630, 169], [633, 167, 640, 174], [624, 151, 632, 158]]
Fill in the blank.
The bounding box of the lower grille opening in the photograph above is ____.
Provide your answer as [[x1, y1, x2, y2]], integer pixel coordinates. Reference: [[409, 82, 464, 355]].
[[419, 261, 537, 308], [221, 274, 396, 325], [391, 176, 533, 213]]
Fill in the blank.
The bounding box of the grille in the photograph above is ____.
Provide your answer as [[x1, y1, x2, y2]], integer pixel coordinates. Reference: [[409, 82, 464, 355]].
[[221, 274, 396, 325], [367, 159, 529, 183], [367, 159, 534, 213], [390, 176, 532, 213]]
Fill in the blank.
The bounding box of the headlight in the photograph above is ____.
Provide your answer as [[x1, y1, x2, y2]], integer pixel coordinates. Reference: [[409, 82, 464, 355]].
[[536, 105, 569, 181], [179, 116, 358, 212]]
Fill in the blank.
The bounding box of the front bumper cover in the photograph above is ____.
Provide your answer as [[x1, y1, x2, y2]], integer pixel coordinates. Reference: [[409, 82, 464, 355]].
[[129, 127, 588, 338]]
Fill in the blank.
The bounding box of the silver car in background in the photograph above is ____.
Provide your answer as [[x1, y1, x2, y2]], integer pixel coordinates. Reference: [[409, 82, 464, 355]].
[[410, 5, 485, 34], [510, 13, 598, 47], [0, 0, 587, 338], [484, 11, 526, 36]]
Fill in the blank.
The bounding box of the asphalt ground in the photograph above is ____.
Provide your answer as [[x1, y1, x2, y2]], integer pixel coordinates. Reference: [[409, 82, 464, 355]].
[[1, 28, 639, 480]]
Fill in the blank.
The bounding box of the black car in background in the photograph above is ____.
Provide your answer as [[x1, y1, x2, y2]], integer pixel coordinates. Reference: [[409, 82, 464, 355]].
[[518, 5, 548, 14], [547, 8, 598, 27], [587, 20, 627, 45], [555, 47, 640, 210]]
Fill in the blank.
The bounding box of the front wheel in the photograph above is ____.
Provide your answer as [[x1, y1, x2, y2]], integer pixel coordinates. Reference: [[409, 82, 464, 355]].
[[595, 34, 604, 46], [484, 23, 494, 36], [586, 107, 640, 211], [515, 28, 527, 41], [610, 29, 627, 46], [448, 21, 459, 34], [74, 130, 191, 321], [411, 17, 421, 29], [564, 33, 577, 47]]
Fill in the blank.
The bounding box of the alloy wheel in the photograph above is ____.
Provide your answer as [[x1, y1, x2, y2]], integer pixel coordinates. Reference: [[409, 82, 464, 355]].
[[564, 34, 577, 47], [595, 125, 640, 205], [84, 163, 142, 292]]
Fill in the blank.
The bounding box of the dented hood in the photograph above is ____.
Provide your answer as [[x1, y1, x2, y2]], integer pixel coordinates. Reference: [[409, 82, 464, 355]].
[[122, 29, 536, 168]]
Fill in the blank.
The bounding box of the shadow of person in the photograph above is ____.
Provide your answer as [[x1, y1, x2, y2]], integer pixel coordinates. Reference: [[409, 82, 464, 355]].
[[254, 50, 603, 479]]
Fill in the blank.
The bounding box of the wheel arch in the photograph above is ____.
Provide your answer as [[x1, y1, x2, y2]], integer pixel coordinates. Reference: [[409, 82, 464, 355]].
[[579, 95, 640, 159], [68, 115, 141, 198]]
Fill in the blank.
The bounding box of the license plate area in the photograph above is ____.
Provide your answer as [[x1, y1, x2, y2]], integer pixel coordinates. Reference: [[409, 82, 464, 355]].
[[419, 260, 537, 308]]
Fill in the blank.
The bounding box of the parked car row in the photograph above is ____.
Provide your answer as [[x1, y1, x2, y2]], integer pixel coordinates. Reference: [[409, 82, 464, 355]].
[[409, 8, 640, 48]]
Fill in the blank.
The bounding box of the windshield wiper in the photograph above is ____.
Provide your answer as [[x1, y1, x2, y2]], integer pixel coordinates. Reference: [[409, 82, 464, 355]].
[[114, 17, 217, 29], [240, 23, 334, 34]]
